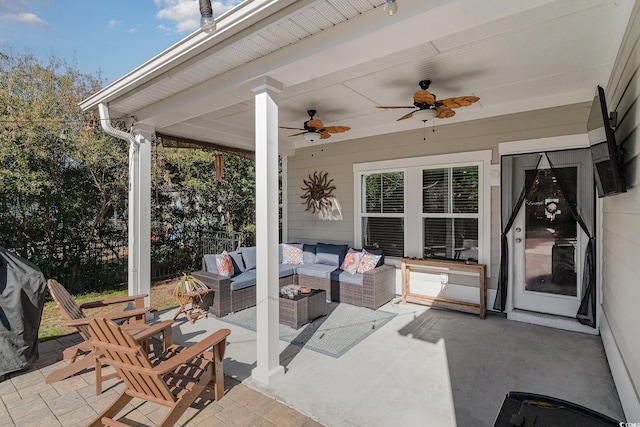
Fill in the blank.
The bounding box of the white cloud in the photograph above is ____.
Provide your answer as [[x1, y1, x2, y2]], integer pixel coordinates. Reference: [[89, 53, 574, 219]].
[[154, 0, 242, 34], [7, 12, 48, 28], [108, 19, 122, 30], [0, 0, 48, 28]]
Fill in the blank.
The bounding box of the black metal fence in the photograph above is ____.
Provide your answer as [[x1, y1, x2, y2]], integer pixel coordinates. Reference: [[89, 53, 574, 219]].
[[6, 230, 253, 294]]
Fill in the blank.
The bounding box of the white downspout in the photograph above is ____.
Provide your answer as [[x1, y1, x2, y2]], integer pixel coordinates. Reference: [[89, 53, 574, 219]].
[[97, 103, 148, 305], [97, 103, 138, 149]]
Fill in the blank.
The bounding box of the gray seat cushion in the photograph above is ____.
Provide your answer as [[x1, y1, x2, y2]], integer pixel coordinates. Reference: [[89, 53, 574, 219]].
[[278, 264, 296, 278], [230, 270, 256, 291], [296, 263, 338, 279], [330, 269, 364, 285]]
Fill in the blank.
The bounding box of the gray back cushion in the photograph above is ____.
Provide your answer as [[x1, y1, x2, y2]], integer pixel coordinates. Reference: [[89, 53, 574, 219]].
[[303, 244, 317, 264], [242, 246, 257, 271], [203, 254, 217, 272], [227, 250, 245, 274], [315, 243, 349, 267]]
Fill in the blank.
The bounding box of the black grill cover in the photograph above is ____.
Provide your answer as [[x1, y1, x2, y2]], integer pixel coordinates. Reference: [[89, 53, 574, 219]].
[[0, 247, 46, 376]]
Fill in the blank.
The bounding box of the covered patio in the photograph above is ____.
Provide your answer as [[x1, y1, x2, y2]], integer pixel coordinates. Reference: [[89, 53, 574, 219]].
[[78, 0, 640, 423], [3, 301, 623, 426], [166, 300, 623, 426]]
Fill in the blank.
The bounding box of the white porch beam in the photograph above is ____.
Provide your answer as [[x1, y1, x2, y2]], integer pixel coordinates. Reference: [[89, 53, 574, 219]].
[[251, 76, 284, 384]]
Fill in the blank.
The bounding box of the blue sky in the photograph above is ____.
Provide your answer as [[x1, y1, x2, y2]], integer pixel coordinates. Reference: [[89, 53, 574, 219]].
[[0, 0, 244, 84]]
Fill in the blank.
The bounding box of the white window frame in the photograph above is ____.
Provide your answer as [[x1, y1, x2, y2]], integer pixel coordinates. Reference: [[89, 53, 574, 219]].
[[360, 169, 407, 257], [421, 165, 480, 259], [354, 150, 492, 275]]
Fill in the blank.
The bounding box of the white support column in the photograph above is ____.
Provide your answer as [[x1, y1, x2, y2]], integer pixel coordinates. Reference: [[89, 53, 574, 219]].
[[129, 125, 153, 307], [281, 155, 288, 244], [251, 76, 284, 384]]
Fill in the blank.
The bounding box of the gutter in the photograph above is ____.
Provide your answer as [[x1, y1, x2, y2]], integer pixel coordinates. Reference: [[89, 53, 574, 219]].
[[97, 103, 139, 150]]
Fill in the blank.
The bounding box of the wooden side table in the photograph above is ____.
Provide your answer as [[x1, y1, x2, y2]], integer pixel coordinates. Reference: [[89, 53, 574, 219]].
[[401, 258, 487, 319], [279, 289, 327, 329], [173, 290, 212, 324]]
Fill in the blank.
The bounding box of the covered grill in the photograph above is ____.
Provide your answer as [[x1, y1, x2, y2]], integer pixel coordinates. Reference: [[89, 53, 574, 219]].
[[0, 246, 46, 376]]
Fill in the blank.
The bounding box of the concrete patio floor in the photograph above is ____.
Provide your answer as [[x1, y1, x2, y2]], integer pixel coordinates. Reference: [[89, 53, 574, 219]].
[[165, 300, 625, 426], [1, 301, 625, 426]]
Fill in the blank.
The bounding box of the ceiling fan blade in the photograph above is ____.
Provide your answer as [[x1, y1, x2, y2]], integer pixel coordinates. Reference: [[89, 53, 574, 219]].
[[307, 119, 324, 130], [320, 131, 331, 140], [288, 131, 307, 137], [437, 96, 480, 109], [397, 110, 419, 121], [323, 126, 351, 134], [376, 105, 415, 109], [280, 126, 305, 130], [435, 105, 456, 119]]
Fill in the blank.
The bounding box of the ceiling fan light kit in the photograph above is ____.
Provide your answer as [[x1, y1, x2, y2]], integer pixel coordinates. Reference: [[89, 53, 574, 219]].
[[413, 108, 436, 122], [304, 132, 321, 143]]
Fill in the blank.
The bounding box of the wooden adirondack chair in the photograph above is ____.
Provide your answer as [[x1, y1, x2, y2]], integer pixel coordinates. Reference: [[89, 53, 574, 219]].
[[46, 279, 173, 394], [87, 317, 230, 427]]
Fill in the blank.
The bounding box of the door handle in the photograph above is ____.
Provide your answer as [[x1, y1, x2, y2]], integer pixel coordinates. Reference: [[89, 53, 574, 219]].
[[515, 238, 522, 243]]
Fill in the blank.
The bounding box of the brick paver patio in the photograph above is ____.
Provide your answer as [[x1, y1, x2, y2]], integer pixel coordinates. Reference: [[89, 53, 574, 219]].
[[0, 333, 322, 427]]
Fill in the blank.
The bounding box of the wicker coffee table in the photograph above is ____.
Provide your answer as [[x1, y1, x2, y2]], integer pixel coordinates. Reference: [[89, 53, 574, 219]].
[[279, 289, 327, 329]]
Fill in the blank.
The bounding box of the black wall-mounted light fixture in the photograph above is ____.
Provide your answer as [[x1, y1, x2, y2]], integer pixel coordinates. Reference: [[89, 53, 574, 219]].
[[199, 0, 216, 33]]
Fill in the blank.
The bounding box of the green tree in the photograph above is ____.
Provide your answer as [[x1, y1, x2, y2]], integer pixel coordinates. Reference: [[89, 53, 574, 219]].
[[0, 51, 129, 285], [0, 51, 258, 290]]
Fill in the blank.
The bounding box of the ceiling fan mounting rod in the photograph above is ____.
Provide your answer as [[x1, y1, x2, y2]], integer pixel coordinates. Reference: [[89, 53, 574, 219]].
[[307, 109, 316, 118]]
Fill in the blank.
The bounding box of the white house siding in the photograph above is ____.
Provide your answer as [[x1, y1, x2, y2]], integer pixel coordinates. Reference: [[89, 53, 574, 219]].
[[286, 102, 590, 294], [600, 1, 640, 420]]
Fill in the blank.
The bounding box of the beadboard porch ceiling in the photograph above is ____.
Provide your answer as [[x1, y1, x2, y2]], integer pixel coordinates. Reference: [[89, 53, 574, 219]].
[[80, 0, 634, 154]]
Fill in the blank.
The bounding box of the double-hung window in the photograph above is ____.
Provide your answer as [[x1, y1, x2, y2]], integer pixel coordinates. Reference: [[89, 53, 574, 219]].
[[354, 151, 490, 267], [422, 166, 479, 261], [361, 171, 405, 257]]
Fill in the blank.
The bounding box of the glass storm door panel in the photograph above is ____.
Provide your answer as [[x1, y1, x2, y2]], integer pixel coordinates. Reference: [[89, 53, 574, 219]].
[[513, 158, 583, 317]]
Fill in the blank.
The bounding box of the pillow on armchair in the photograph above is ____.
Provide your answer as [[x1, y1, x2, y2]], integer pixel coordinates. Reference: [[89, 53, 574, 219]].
[[282, 243, 304, 265], [363, 247, 385, 267], [340, 248, 362, 274], [357, 249, 382, 274], [215, 251, 234, 277]]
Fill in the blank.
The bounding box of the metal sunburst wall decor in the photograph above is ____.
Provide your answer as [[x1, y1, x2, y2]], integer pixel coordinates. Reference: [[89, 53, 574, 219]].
[[301, 171, 336, 213]]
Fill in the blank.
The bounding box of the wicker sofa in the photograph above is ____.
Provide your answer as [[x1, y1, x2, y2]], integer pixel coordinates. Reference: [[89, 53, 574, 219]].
[[191, 243, 396, 318]]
